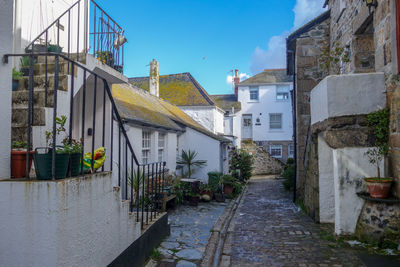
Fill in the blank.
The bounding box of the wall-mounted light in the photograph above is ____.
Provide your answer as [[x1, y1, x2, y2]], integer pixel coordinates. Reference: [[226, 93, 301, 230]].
[[364, 0, 378, 13]]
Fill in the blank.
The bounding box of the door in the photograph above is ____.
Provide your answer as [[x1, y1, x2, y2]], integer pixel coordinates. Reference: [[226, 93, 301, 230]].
[[242, 114, 253, 139]]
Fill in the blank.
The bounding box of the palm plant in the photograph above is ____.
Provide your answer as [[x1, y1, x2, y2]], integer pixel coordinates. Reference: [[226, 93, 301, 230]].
[[128, 168, 144, 205], [176, 149, 207, 179]]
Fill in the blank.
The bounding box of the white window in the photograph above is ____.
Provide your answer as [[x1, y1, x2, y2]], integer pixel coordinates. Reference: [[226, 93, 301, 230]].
[[289, 144, 294, 158], [269, 113, 282, 129], [249, 86, 259, 101], [276, 86, 289, 100], [270, 144, 282, 158], [142, 130, 151, 164], [158, 133, 165, 162]]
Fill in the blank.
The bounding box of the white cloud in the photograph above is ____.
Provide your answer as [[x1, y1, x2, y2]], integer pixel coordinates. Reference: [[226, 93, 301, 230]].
[[250, 0, 326, 74], [226, 72, 250, 85]]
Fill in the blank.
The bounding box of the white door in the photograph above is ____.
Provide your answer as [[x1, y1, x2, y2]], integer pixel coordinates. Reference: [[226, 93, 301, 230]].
[[242, 114, 253, 139]]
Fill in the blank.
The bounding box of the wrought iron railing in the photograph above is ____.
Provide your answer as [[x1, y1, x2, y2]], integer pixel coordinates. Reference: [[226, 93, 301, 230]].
[[4, 52, 162, 228], [25, 0, 126, 73]]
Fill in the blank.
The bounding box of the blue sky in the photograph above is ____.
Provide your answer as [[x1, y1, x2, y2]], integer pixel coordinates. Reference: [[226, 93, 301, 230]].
[[95, 0, 325, 95]]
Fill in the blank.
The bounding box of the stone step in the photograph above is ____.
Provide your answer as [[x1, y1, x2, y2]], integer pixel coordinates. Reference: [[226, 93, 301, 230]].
[[12, 89, 54, 108], [16, 74, 68, 92], [12, 107, 46, 126], [11, 126, 32, 143], [32, 62, 71, 76], [37, 53, 86, 64]]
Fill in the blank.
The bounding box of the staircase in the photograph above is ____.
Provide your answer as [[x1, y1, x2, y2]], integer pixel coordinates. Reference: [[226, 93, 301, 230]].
[[11, 54, 86, 143]]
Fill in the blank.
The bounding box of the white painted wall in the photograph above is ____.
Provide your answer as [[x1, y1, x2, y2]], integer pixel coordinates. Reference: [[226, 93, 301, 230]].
[[332, 147, 384, 235], [178, 127, 223, 182], [14, 0, 87, 55], [237, 83, 293, 142], [214, 107, 225, 134], [0, 0, 14, 178], [0, 172, 141, 267], [318, 134, 335, 223], [179, 106, 225, 135], [311, 73, 386, 125]]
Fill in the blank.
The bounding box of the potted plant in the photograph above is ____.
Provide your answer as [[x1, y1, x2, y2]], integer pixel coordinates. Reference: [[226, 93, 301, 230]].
[[213, 172, 225, 202], [96, 51, 114, 66], [66, 138, 83, 176], [34, 116, 70, 180], [363, 108, 392, 198], [200, 183, 213, 200], [176, 149, 207, 179], [222, 174, 236, 196], [11, 141, 34, 178], [19, 56, 32, 76], [12, 68, 23, 91], [48, 44, 63, 53], [186, 189, 200, 206], [128, 168, 144, 206]]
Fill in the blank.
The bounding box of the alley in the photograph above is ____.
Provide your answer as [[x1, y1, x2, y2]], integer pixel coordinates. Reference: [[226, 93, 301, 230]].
[[224, 177, 365, 267]]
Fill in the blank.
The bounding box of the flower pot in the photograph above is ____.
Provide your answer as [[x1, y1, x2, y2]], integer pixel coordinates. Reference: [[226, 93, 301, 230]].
[[20, 67, 30, 76], [69, 152, 82, 176], [224, 185, 234, 196], [34, 148, 70, 180], [12, 79, 19, 91], [215, 192, 225, 202], [364, 178, 392, 199], [188, 195, 199, 206], [48, 45, 63, 53], [11, 150, 34, 178]]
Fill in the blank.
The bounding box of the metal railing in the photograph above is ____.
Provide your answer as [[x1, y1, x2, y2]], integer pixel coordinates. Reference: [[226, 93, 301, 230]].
[[25, 0, 126, 73], [4, 52, 161, 227]]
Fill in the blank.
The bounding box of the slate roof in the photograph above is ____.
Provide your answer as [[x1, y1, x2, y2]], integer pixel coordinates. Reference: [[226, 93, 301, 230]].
[[238, 69, 293, 85], [112, 83, 228, 142], [210, 94, 241, 112], [129, 73, 217, 107]]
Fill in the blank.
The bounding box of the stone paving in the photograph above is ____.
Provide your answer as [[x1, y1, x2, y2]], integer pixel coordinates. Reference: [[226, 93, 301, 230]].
[[226, 177, 365, 267], [147, 201, 229, 267]]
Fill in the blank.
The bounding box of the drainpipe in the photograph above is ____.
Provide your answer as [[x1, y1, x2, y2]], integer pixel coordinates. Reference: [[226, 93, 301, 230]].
[[288, 49, 297, 203]]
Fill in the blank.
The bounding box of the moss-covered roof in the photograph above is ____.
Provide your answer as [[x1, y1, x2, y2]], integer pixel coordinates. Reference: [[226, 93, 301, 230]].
[[239, 69, 293, 85], [113, 83, 228, 142], [210, 94, 241, 112], [129, 73, 217, 107]]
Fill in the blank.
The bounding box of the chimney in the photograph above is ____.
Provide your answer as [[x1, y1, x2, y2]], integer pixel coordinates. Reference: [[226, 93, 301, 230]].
[[234, 69, 240, 96], [149, 59, 159, 97]]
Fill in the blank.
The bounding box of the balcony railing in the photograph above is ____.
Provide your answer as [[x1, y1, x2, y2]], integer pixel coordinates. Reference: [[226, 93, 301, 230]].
[[25, 0, 126, 73]]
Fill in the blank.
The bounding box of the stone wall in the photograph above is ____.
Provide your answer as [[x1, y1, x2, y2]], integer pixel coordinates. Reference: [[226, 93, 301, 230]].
[[255, 140, 294, 163], [327, 0, 400, 197], [292, 15, 330, 214], [241, 141, 284, 175], [356, 200, 400, 244]]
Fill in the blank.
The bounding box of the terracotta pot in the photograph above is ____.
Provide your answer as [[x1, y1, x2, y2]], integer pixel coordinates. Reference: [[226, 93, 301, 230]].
[[11, 150, 34, 178], [224, 185, 234, 196], [364, 178, 392, 199]]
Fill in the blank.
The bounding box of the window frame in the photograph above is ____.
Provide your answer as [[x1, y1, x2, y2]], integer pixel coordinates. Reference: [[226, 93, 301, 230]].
[[142, 130, 151, 164], [269, 113, 282, 129], [269, 144, 283, 158], [249, 86, 259, 101], [276, 86, 289, 101], [288, 143, 294, 158], [158, 133, 166, 162]]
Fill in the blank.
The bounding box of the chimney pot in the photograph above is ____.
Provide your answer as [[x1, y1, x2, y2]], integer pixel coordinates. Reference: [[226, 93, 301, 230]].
[[149, 59, 159, 97], [234, 69, 240, 96]]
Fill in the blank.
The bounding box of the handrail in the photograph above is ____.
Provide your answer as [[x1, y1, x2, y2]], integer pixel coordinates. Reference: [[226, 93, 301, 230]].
[[89, 0, 123, 31]]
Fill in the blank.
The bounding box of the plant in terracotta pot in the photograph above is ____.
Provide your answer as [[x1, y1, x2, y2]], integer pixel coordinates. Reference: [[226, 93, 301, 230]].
[[200, 183, 213, 200], [12, 68, 23, 91], [186, 188, 200, 206], [11, 141, 34, 178], [222, 174, 236, 196], [363, 108, 392, 199]]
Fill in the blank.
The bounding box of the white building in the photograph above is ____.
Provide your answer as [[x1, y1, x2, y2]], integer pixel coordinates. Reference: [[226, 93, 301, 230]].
[[236, 69, 294, 162], [129, 72, 226, 136]]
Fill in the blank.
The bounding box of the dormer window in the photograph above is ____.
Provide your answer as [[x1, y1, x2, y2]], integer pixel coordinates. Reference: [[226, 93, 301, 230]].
[[249, 86, 259, 101], [276, 86, 289, 100]]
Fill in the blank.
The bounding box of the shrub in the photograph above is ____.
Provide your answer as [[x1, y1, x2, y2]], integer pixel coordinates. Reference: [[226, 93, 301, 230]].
[[230, 148, 253, 182], [208, 171, 222, 192], [282, 158, 295, 191]]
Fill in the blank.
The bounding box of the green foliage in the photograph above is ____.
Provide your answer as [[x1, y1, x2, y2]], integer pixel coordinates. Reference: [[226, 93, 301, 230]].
[[12, 68, 23, 80], [222, 174, 236, 186], [128, 168, 144, 205], [282, 158, 295, 191], [208, 171, 223, 192], [45, 115, 82, 154], [319, 42, 350, 73], [176, 149, 207, 179], [364, 108, 390, 179], [12, 141, 27, 150], [229, 148, 253, 182], [296, 199, 306, 213], [20, 56, 36, 67], [151, 249, 162, 261]]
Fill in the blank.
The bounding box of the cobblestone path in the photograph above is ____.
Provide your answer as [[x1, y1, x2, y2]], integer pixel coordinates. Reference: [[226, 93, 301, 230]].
[[227, 177, 365, 267], [147, 201, 228, 267]]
